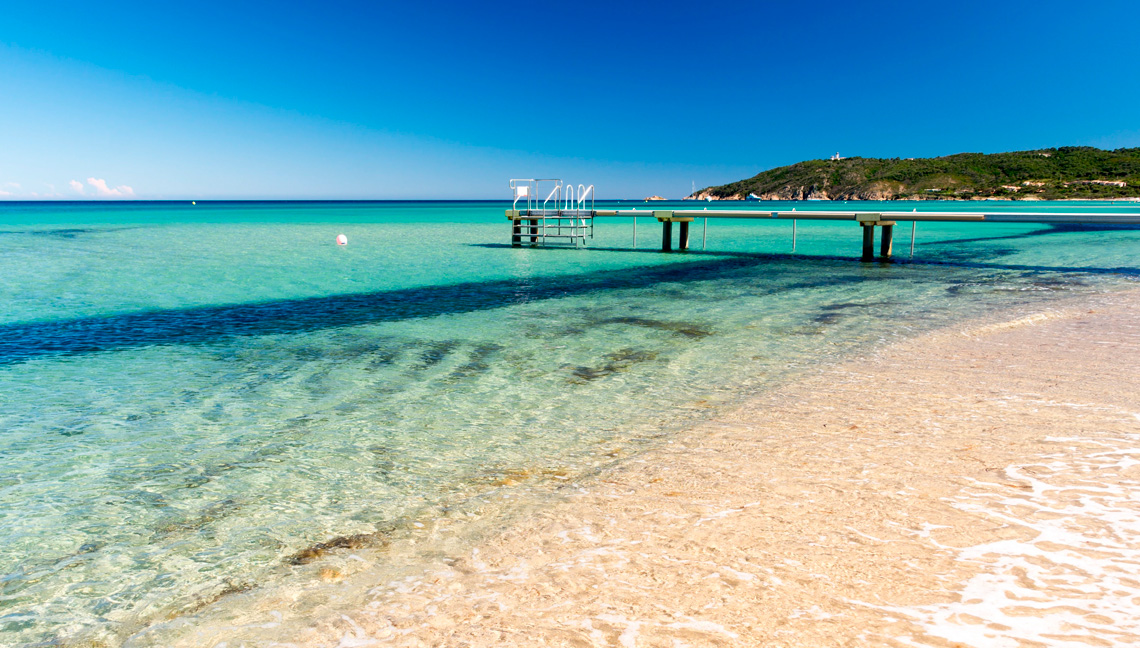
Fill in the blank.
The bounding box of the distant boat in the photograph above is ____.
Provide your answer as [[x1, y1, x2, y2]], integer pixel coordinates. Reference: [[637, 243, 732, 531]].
[[747, 193, 761, 200]]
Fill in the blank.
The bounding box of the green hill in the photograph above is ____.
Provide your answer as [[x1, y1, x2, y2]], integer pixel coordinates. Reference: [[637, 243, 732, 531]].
[[693, 147, 1140, 201]]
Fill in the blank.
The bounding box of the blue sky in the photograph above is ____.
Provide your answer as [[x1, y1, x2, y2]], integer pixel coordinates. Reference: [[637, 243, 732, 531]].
[[2, 0, 1138, 200]]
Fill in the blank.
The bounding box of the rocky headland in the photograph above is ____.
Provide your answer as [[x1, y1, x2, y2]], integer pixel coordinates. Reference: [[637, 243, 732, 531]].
[[689, 147, 1140, 201]]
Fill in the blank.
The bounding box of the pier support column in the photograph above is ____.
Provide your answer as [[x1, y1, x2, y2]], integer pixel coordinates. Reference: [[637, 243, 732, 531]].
[[861, 224, 875, 262], [529, 219, 539, 244], [654, 212, 692, 253], [506, 209, 522, 247], [880, 223, 894, 259]]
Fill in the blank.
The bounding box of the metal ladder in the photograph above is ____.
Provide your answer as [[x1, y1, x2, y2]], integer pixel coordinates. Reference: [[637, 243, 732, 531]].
[[509, 179, 594, 247]]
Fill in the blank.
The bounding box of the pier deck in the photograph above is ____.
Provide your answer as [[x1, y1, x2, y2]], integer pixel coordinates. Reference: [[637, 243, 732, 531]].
[[506, 207, 1140, 261]]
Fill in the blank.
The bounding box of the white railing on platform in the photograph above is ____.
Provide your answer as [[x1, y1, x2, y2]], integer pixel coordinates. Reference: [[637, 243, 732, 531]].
[[508, 178, 595, 247], [542, 182, 562, 213], [578, 184, 594, 212], [509, 179, 533, 211], [510, 178, 563, 212]]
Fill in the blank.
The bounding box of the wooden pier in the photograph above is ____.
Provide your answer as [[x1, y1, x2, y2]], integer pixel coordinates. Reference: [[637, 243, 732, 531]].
[[507, 207, 1140, 261]]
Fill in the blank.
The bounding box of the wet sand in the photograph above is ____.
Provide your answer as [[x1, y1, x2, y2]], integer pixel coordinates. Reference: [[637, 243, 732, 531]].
[[213, 290, 1140, 647]]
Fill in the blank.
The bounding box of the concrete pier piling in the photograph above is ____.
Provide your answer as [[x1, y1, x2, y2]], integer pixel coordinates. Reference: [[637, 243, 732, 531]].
[[855, 214, 896, 262], [880, 223, 894, 259], [861, 225, 875, 262], [655, 212, 695, 252]]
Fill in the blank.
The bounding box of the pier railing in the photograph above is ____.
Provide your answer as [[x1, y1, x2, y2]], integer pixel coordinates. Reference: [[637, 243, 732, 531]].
[[507, 178, 594, 247], [506, 195, 1140, 260]]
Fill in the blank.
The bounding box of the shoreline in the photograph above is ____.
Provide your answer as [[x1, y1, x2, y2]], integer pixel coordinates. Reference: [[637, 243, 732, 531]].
[[174, 287, 1140, 646]]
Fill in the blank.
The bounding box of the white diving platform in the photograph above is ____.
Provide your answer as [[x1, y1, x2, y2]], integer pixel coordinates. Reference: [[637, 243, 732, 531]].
[[508, 179, 595, 248]]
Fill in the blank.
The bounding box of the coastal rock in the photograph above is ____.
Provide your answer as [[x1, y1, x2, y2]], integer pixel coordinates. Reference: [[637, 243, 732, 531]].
[[684, 191, 741, 201], [852, 181, 902, 201]]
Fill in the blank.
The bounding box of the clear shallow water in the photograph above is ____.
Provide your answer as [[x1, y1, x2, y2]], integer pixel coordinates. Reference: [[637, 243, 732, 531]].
[[0, 200, 1137, 646]]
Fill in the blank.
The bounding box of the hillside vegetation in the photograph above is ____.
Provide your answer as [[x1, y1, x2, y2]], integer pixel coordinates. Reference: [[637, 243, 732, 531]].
[[694, 147, 1140, 201]]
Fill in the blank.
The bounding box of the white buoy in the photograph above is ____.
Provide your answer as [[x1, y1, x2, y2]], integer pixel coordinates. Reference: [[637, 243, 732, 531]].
[[336, 234, 348, 246]]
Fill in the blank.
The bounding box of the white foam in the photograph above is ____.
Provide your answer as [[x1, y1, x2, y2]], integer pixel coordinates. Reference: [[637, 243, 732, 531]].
[[335, 614, 379, 647], [696, 507, 743, 525], [596, 614, 642, 648], [870, 433, 1140, 646]]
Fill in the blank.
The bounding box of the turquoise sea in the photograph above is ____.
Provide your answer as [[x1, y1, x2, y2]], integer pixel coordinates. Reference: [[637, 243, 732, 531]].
[[1, 199, 1138, 646]]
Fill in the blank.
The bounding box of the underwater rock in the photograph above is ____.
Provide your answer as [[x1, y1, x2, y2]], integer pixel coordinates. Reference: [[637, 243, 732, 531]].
[[416, 341, 458, 369], [449, 343, 503, 380], [173, 581, 255, 619], [819, 301, 893, 311], [286, 532, 381, 565], [597, 316, 712, 339], [569, 348, 659, 383], [812, 312, 845, 325]]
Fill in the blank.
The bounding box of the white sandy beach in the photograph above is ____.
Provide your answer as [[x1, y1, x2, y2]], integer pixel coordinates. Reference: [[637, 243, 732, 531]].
[[181, 288, 1140, 647]]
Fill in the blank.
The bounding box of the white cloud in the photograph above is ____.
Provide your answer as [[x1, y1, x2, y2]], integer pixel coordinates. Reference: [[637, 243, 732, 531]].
[[69, 180, 85, 194], [0, 190, 10, 197], [87, 177, 135, 197], [3, 182, 18, 189]]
